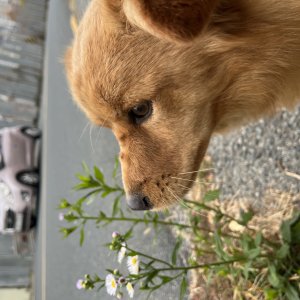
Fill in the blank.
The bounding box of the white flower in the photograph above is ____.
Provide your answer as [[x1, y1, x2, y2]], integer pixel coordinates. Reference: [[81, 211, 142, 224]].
[[127, 255, 139, 275], [126, 282, 134, 298], [105, 274, 117, 296], [76, 279, 84, 290], [118, 242, 126, 264]]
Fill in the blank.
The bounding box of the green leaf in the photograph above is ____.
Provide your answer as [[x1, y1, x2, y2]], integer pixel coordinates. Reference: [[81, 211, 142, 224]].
[[94, 166, 104, 183], [159, 275, 172, 284], [239, 210, 254, 226], [73, 181, 99, 191], [101, 187, 114, 198], [247, 248, 260, 260], [113, 156, 120, 179], [243, 261, 252, 280], [276, 243, 290, 259], [214, 230, 226, 259], [179, 276, 187, 300], [64, 212, 78, 222], [75, 173, 90, 182], [241, 233, 251, 252], [129, 274, 140, 280], [96, 211, 107, 224], [76, 195, 89, 207], [264, 288, 278, 300], [203, 190, 219, 202], [217, 268, 229, 277], [285, 283, 300, 300], [71, 203, 82, 215], [80, 226, 85, 246], [112, 196, 121, 217], [171, 238, 182, 265], [82, 161, 90, 175], [124, 226, 134, 240], [58, 199, 71, 209], [280, 220, 292, 243], [255, 232, 262, 247], [290, 213, 300, 244], [268, 264, 281, 288], [60, 226, 78, 238]]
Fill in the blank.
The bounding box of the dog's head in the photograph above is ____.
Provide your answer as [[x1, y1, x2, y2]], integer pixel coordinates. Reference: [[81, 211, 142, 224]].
[[65, 0, 221, 210]]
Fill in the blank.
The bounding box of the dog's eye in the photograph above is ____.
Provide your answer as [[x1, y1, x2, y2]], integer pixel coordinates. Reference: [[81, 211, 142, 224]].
[[129, 101, 153, 125]]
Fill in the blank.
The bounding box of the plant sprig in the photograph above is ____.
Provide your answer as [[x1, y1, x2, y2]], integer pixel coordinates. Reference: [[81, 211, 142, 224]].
[[59, 163, 300, 299]]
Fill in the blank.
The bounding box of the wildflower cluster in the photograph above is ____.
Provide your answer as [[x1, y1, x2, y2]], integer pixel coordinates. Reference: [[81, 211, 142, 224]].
[[59, 163, 300, 299], [105, 232, 139, 298], [74, 231, 146, 298]]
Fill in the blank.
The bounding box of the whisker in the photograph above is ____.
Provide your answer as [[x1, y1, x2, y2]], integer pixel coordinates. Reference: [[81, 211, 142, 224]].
[[89, 123, 96, 153], [96, 127, 102, 145], [171, 176, 213, 185], [78, 121, 90, 142], [165, 185, 189, 208], [164, 184, 198, 213], [178, 168, 214, 175], [171, 176, 199, 183], [177, 183, 190, 190], [165, 184, 207, 217], [96, 116, 109, 145], [196, 181, 213, 186]]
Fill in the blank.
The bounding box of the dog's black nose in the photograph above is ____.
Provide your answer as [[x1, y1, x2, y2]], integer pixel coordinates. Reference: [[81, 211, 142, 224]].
[[127, 194, 153, 210]]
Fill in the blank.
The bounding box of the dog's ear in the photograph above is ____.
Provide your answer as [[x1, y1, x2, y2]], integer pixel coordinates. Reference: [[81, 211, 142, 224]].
[[122, 0, 219, 42]]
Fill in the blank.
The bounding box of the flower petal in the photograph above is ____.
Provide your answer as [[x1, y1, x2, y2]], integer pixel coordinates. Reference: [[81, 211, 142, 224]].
[[118, 243, 126, 264], [105, 274, 117, 296], [76, 279, 84, 290], [126, 282, 134, 298], [127, 255, 139, 275]]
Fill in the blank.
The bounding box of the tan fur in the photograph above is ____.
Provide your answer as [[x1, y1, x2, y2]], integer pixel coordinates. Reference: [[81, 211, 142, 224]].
[[65, 0, 300, 210]]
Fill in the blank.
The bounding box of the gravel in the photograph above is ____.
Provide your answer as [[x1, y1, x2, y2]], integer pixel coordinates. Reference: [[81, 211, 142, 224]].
[[207, 106, 300, 201]]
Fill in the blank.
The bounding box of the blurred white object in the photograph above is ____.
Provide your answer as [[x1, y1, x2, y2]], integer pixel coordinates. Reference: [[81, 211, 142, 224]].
[[0, 125, 40, 233]]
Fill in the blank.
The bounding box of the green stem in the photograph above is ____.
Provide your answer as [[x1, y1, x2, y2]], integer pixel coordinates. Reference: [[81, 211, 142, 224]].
[[128, 258, 245, 285], [83, 215, 193, 229], [126, 246, 173, 268], [184, 199, 235, 221], [81, 215, 238, 239], [155, 258, 244, 272], [183, 199, 279, 247]]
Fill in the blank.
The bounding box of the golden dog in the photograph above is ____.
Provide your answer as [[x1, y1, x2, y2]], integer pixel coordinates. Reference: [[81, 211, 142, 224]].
[[65, 0, 300, 210]]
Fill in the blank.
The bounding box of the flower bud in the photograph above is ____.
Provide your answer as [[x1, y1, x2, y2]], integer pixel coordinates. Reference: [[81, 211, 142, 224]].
[[113, 269, 119, 275], [118, 276, 126, 285], [58, 212, 65, 221], [76, 279, 83, 290], [112, 231, 120, 238]]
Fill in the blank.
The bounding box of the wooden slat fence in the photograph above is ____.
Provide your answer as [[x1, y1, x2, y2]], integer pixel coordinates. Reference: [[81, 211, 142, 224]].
[[0, 0, 47, 289], [0, 0, 47, 127]]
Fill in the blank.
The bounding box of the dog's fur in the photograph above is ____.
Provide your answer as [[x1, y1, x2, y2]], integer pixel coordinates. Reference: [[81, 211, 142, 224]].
[[65, 0, 300, 210]]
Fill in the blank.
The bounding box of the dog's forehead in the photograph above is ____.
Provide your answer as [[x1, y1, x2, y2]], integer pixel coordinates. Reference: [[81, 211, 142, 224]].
[[72, 25, 176, 107]]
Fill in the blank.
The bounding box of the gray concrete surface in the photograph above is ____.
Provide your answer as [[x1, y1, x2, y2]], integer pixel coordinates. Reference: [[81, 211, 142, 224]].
[[35, 1, 181, 299], [208, 107, 300, 201]]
